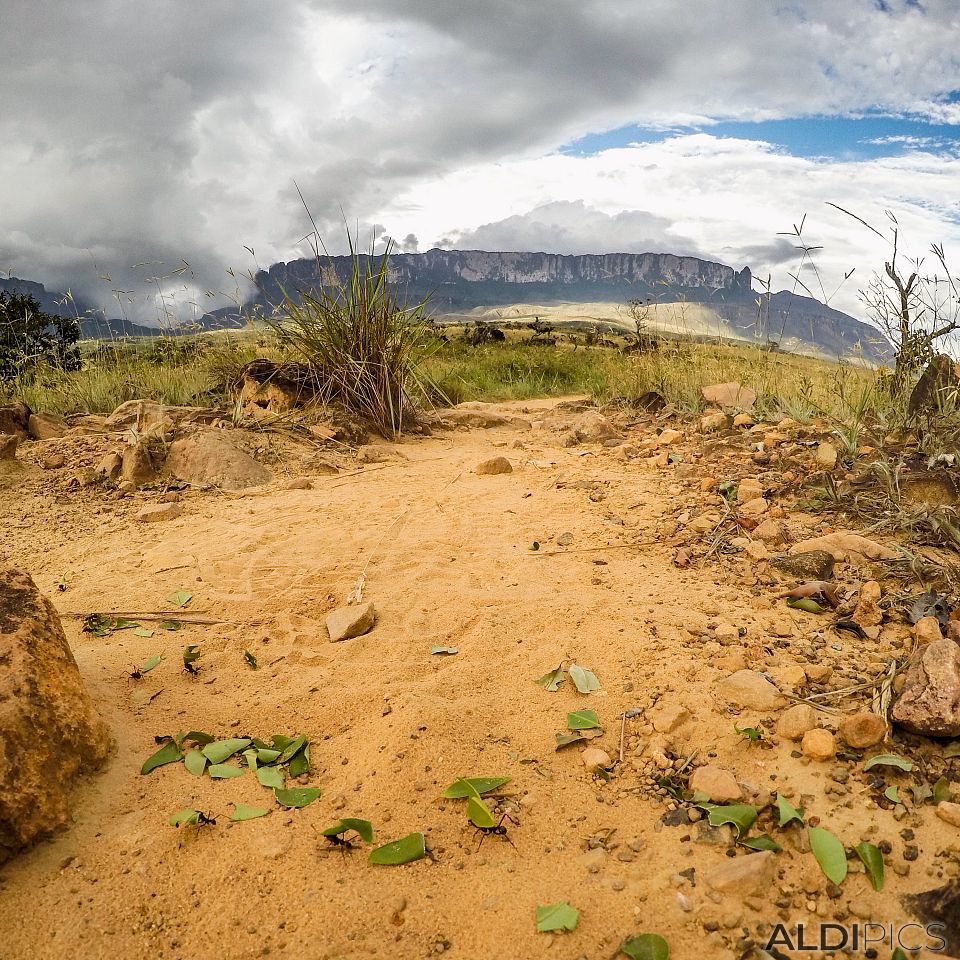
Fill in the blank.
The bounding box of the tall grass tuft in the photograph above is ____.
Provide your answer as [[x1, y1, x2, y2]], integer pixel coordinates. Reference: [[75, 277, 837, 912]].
[[265, 234, 437, 436]]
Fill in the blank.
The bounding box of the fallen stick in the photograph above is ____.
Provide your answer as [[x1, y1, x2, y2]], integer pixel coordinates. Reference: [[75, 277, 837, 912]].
[[62, 611, 229, 624]]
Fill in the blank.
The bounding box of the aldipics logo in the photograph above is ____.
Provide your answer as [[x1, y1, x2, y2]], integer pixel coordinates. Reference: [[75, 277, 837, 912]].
[[764, 922, 948, 954]]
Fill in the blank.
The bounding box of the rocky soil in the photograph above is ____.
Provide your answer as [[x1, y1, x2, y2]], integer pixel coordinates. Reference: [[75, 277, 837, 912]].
[[1, 393, 959, 960]]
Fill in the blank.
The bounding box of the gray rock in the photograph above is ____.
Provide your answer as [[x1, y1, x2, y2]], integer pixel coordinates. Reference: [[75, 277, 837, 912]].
[[892, 639, 960, 737], [771, 550, 835, 581], [326, 602, 377, 642]]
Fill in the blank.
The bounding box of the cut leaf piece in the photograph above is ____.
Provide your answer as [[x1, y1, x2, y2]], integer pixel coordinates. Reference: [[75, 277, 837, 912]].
[[208, 763, 244, 779], [243, 650, 257, 669], [230, 803, 269, 822], [739, 834, 782, 853], [786, 597, 825, 613], [705, 804, 757, 836], [158, 619, 181, 631], [134, 628, 155, 638], [535, 901, 579, 933], [863, 753, 914, 772], [809, 826, 848, 885], [140, 654, 162, 673], [242, 748, 258, 770], [430, 645, 459, 655], [274, 786, 321, 808], [184, 749, 207, 777], [556, 731, 591, 749], [569, 663, 600, 694], [169, 808, 202, 827], [182, 730, 214, 745], [202, 738, 252, 765], [322, 818, 374, 843], [934, 777, 952, 804], [141, 739, 182, 775], [276, 734, 307, 765], [167, 590, 193, 607], [288, 742, 311, 778], [621, 933, 670, 960], [567, 709, 601, 731], [536, 665, 566, 692], [256, 766, 285, 791], [774, 794, 804, 827], [256, 748, 282, 764], [369, 832, 426, 865], [440, 777, 511, 799], [854, 842, 884, 891], [884, 786, 900, 804], [467, 796, 496, 829]]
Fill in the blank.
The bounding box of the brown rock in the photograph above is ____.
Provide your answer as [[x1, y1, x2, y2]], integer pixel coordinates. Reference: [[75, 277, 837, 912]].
[[789, 532, 899, 563], [771, 551, 835, 581], [815, 442, 838, 469], [701, 382, 757, 411], [280, 477, 312, 490], [475, 456, 513, 476], [733, 413, 755, 428], [852, 580, 884, 628], [0, 569, 110, 863], [804, 664, 833, 684], [165, 431, 272, 490], [688, 765, 743, 802], [121, 442, 156, 485], [0, 435, 18, 460], [439, 407, 529, 430], [580, 747, 612, 770], [136, 503, 182, 522], [0, 401, 30, 438], [651, 703, 690, 733], [935, 801, 960, 827], [739, 497, 769, 517], [94, 451, 123, 482], [27, 413, 68, 441], [565, 411, 620, 444], [838, 712, 887, 749], [753, 519, 786, 544], [737, 478, 763, 502], [704, 850, 776, 895], [716, 670, 786, 711], [801, 728, 836, 761], [700, 412, 731, 433], [326, 602, 377, 642], [892, 639, 960, 737], [103, 399, 222, 432], [776, 703, 818, 741], [915, 616, 945, 646]]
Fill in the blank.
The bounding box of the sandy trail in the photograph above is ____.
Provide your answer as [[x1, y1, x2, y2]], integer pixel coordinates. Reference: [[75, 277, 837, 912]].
[[0, 399, 948, 960]]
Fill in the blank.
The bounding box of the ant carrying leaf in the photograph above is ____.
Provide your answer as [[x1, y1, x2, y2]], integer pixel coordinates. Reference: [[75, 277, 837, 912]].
[[183, 644, 202, 674], [467, 796, 517, 850], [316, 818, 374, 854], [168, 808, 216, 828]]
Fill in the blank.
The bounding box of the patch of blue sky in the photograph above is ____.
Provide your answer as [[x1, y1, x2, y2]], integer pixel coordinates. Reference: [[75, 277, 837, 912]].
[[561, 112, 959, 161]]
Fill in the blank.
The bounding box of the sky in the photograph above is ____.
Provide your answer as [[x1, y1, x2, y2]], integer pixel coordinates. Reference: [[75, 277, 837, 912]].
[[1, 0, 959, 325]]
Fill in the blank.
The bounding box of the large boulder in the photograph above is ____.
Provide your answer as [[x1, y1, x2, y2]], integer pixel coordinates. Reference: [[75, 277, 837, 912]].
[[0, 402, 30, 439], [103, 399, 224, 433], [892, 639, 960, 737], [0, 569, 110, 863], [164, 430, 272, 490]]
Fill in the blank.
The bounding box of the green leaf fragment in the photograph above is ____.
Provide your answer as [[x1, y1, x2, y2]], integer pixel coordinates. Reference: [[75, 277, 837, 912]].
[[322, 818, 374, 843], [863, 753, 914, 772], [934, 777, 952, 804], [467, 796, 496, 829], [809, 826, 848, 885], [369, 832, 426, 865], [775, 794, 805, 827], [183, 644, 201, 666], [854, 842, 884, 891], [786, 597, 825, 613], [620, 933, 670, 960], [535, 665, 566, 692], [535, 901, 579, 933], [169, 808, 202, 827], [243, 650, 258, 669], [273, 786, 320, 808], [133, 628, 155, 638], [141, 739, 182, 775], [167, 590, 193, 607], [440, 777, 511, 799], [181, 730, 214, 745], [567, 709, 601, 731], [242, 749, 258, 770], [158, 620, 180, 631], [884, 786, 900, 803], [256, 748, 282, 764], [288, 742, 311, 778], [256, 766, 285, 790], [140, 654, 162, 673], [202, 738, 252, 765], [276, 734, 307, 765], [569, 663, 600, 694], [230, 803, 270, 822], [183, 749, 207, 777], [705, 804, 758, 836], [739, 834, 782, 853], [208, 763, 244, 779], [430, 645, 459, 655]]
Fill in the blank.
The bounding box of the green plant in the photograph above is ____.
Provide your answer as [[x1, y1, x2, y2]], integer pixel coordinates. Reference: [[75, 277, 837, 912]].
[[0, 291, 81, 381], [265, 223, 439, 436]]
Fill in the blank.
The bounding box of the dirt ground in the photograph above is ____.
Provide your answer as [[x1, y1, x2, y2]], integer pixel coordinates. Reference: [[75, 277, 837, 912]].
[[1, 398, 958, 960]]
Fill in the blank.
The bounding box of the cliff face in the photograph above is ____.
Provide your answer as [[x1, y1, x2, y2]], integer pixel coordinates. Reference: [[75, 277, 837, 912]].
[[254, 249, 753, 308]]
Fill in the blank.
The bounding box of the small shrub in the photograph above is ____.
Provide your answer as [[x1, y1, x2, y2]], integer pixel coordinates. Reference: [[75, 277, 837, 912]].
[[0, 291, 81, 381]]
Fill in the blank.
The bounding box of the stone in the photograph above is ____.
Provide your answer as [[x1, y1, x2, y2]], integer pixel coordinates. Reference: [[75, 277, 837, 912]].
[[688, 765, 743, 802], [657, 429, 683, 446], [771, 551, 835, 581], [326, 602, 377, 642], [280, 477, 312, 490], [439, 407, 529, 430], [700, 382, 757, 411], [700, 413, 731, 433], [815, 441, 839, 469], [852, 580, 883, 628], [0, 402, 30, 438], [737, 478, 763, 502], [94, 451, 123, 481], [103, 399, 221, 432], [651, 704, 690, 733], [789, 532, 899, 563], [838, 712, 887, 749], [0, 435, 18, 460], [936, 802, 960, 827], [704, 850, 776, 896], [165, 431, 272, 490], [739, 497, 769, 517], [804, 664, 833, 684], [564, 411, 620, 445], [752, 519, 786, 544], [0, 568, 110, 863], [801, 728, 836, 761], [892, 640, 960, 737], [743, 540, 770, 561], [915, 616, 944, 646], [475, 456, 513, 476], [717, 670, 785, 711], [121, 442, 156, 485], [136, 503, 182, 522], [580, 747, 612, 770], [27, 413, 68, 441], [733, 413, 755, 428], [777, 703, 818, 741], [770, 663, 807, 691]]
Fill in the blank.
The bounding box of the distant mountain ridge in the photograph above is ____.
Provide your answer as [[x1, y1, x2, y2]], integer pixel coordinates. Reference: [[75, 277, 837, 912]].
[[252, 248, 891, 363]]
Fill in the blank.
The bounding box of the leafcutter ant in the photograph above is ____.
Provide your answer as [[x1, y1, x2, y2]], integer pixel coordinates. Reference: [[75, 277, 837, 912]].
[[314, 818, 373, 856], [121, 665, 144, 681], [474, 812, 517, 850]]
